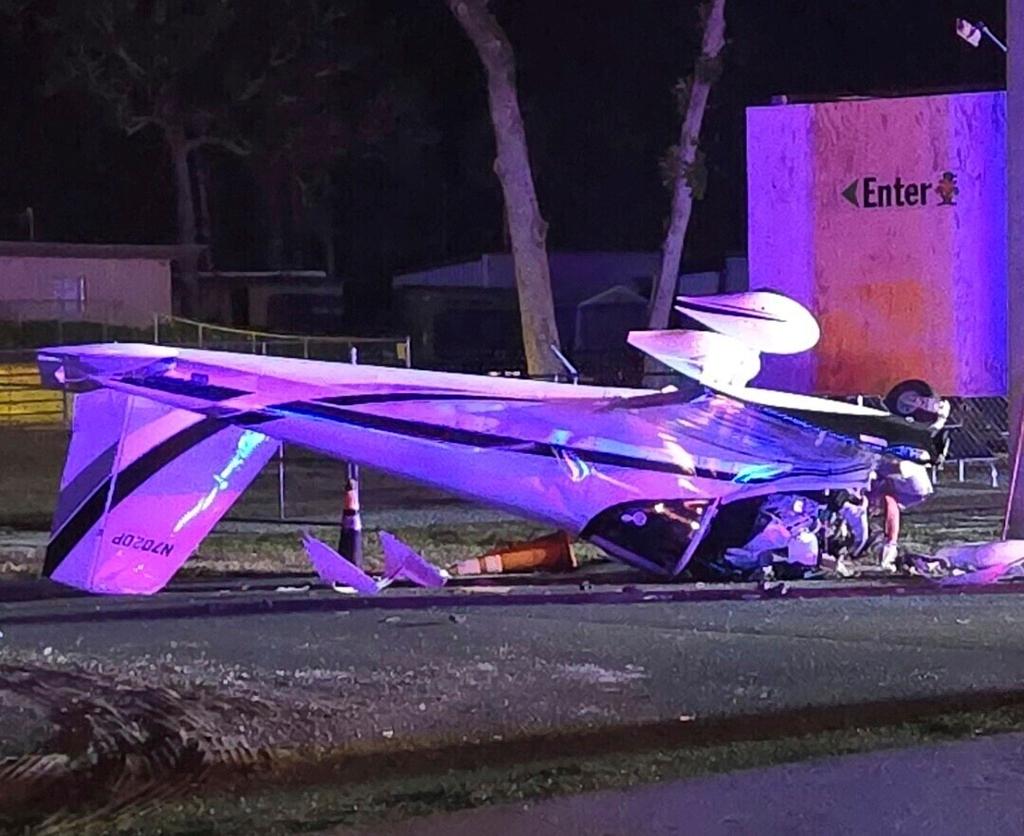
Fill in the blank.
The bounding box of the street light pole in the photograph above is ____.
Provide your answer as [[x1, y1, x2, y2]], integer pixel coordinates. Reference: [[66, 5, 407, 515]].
[[1004, 0, 1024, 537], [981, 20, 1010, 52]]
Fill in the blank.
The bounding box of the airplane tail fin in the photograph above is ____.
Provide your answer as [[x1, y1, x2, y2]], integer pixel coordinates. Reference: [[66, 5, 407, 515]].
[[45, 389, 279, 594]]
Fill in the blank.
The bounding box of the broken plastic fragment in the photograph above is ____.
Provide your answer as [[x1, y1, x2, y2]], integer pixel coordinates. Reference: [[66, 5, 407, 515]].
[[302, 532, 379, 595], [380, 531, 448, 588]]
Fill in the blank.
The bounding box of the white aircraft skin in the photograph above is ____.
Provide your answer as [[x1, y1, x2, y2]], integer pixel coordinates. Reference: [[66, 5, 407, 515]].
[[35, 293, 936, 594]]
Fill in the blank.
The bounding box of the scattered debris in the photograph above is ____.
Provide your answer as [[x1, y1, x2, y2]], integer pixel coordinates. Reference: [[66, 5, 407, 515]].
[[303, 531, 447, 595]]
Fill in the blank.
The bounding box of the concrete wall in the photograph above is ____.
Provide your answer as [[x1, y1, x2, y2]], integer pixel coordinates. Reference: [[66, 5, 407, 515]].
[[748, 91, 1006, 396], [0, 256, 171, 327]]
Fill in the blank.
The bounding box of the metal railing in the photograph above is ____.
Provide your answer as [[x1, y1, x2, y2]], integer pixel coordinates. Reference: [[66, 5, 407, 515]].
[[152, 315, 411, 367], [0, 319, 414, 522], [0, 349, 69, 426]]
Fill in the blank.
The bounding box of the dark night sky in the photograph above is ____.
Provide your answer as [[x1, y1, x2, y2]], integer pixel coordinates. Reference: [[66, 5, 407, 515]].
[[0, 0, 1008, 305]]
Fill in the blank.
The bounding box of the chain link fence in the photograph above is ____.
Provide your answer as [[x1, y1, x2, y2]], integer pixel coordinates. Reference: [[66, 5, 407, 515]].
[[937, 396, 1009, 487], [0, 312, 1014, 527], [0, 316, 414, 525]]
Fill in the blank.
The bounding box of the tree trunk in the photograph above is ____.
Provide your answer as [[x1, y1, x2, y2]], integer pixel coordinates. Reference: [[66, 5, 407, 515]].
[[195, 150, 213, 269], [1004, 0, 1024, 536], [167, 127, 198, 247], [445, 0, 563, 379], [648, 0, 727, 332], [260, 162, 287, 270], [320, 200, 337, 281]]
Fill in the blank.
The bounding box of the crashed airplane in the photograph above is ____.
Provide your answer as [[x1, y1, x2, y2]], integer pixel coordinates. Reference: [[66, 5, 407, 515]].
[[36, 291, 945, 595]]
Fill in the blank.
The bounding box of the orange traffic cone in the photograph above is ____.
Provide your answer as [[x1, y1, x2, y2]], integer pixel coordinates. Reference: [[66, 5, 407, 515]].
[[451, 531, 577, 576]]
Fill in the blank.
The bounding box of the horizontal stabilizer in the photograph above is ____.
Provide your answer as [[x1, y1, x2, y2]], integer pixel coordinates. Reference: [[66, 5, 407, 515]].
[[380, 531, 448, 588], [674, 291, 820, 355], [628, 330, 761, 387]]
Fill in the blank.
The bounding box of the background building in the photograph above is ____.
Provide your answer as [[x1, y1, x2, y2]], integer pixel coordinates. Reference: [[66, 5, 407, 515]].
[[393, 251, 748, 380], [0, 241, 201, 329]]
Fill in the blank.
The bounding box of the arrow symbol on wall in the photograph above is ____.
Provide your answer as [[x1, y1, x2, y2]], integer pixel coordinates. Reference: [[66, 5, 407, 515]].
[[841, 180, 859, 207]]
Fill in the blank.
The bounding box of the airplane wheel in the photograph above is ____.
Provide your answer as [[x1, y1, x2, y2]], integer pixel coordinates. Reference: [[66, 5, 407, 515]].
[[884, 379, 942, 426]]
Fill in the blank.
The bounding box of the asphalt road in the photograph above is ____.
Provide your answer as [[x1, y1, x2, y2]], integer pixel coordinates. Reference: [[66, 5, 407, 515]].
[[6, 577, 1024, 753], [8, 575, 1024, 832]]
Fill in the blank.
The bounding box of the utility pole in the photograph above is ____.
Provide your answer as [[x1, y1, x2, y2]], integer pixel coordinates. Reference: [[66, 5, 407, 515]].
[[1005, 0, 1024, 536]]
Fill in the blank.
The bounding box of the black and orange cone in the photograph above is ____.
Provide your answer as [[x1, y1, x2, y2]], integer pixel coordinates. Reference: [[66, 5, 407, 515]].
[[337, 467, 363, 568]]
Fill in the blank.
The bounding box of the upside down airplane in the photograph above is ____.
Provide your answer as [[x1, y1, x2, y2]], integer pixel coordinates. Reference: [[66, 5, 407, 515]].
[[36, 291, 942, 595]]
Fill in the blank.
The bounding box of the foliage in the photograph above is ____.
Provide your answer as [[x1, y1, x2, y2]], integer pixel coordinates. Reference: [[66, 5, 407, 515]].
[[22, 0, 252, 153], [658, 146, 707, 200], [694, 52, 725, 85], [247, 3, 434, 209]]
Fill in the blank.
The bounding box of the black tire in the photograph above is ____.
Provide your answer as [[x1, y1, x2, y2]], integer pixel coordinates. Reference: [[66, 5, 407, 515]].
[[884, 379, 939, 425]]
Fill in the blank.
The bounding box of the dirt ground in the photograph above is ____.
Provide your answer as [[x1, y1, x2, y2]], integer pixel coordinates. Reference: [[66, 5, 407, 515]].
[[0, 425, 600, 579], [0, 426, 470, 528]]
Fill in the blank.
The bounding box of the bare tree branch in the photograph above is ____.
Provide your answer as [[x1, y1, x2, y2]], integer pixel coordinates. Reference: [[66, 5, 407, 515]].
[[124, 115, 165, 135], [648, 0, 727, 335], [193, 135, 252, 155]]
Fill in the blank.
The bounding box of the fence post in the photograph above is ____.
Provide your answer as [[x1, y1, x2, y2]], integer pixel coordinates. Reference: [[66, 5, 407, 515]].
[[302, 337, 310, 360], [338, 345, 363, 566], [404, 335, 412, 369], [152, 313, 160, 344], [198, 324, 204, 348], [277, 444, 286, 520]]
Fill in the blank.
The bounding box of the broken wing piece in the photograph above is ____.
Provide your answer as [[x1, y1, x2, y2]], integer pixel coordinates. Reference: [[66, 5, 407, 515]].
[[302, 532, 381, 595], [302, 532, 447, 594], [934, 541, 1024, 587], [380, 531, 448, 588], [939, 562, 1019, 587]]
